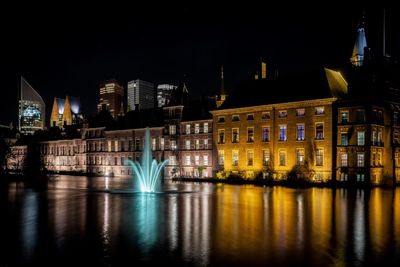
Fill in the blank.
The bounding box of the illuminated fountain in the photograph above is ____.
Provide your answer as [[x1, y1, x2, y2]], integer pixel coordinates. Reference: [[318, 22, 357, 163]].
[[127, 128, 168, 193]]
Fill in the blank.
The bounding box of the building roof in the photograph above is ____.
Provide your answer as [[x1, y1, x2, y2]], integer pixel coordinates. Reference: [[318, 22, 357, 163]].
[[181, 96, 216, 121], [218, 67, 347, 110], [117, 108, 164, 129]]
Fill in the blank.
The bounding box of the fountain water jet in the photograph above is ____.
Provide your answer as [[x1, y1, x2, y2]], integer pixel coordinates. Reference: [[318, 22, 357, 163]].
[[127, 127, 168, 193]]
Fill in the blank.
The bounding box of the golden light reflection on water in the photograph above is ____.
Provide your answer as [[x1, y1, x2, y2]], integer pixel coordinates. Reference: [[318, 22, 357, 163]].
[[3, 177, 400, 266]]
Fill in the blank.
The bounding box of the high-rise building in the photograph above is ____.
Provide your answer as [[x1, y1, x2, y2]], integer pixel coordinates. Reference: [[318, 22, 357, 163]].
[[157, 84, 177, 107], [50, 96, 83, 127], [18, 76, 45, 135], [127, 79, 154, 110], [97, 80, 124, 119]]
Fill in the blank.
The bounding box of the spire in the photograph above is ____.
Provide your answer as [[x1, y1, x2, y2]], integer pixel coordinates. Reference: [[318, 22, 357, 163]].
[[182, 82, 189, 94], [62, 95, 73, 126], [350, 12, 368, 67], [216, 65, 228, 108], [118, 101, 125, 117], [220, 65, 225, 95], [50, 97, 59, 127]]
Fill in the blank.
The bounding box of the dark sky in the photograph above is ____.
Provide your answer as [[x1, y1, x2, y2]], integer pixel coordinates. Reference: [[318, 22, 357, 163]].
[[1, 4, 398, 126]]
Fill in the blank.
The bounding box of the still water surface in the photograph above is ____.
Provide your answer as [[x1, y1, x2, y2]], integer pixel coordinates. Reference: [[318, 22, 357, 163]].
[[0, 175, 400, 266]]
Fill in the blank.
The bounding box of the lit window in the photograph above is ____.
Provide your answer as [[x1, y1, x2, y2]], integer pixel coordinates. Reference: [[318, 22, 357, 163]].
[[297, 124, 305, 141], [341, 153, 348, 167], [232, 150, 239, 166], [232, 128, 239, 143], [152, 138, 156, 151], [218, 129, 225, 144], [170, 140, 177, 150], [247, 127, 254, 142], [278, 110, 287, 118], [204, 139, 208, 149], [279, 150, 286, 166], [247, 150, 254, 166], [315, 107, 325, 115], [114, 140, 119, 152], [169, 125, 176, 135], [296, 149, 305, 166], [247, 114, 254, 120], [218, 150, 224, 165], [185, 155, 191, 166], [316, 149, 324, 166], [203, 155, 208, 165], [341, 111, 349, 123], [315, 123, 324, 140], [195, 155, 200, 166], [195, 139, 200, 149], [160, 138, 164, 150], [185, 139, 190, 150], [169, 155, 176, 165], [341, 133, 348, 146], [296, 108, 305, 116], [279, 125, 287, 141], [378, 130, 382, 144], [357, 131, 365, 146], [262, 127, 270, 142], [186, 124, 191, 134], [263, 149, 270, 166], [232, 115, 240, 122], [357, 153, 364, 167], [203, 123, 209, 133], [262, 112, 270, 119]]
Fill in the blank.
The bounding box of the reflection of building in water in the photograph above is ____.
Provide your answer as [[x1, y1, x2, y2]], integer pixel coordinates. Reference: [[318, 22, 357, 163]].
[[18, 76, 45, 135], [22, 193, 38, 260]]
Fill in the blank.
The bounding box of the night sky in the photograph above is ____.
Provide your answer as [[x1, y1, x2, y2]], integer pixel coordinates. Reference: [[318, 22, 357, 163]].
[[1, 4, 398, 126]]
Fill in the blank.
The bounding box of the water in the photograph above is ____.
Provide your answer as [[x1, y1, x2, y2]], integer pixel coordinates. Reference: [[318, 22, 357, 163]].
[[127, 127, 168, 193], [1, 175, 400, 266]]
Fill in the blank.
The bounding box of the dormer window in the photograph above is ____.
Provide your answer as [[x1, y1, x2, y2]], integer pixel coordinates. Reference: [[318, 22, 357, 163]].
[[262, 112, 270, 119], [278, 110, 287, 118], [315, 107, 325, 115], [296, 108, 305, 117]]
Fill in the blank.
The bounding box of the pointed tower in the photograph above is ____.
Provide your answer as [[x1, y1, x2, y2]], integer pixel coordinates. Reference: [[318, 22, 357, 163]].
[[350, 13, 368, 67], [118, 101, 125, 117], [50, 97, 60, 127], [62, 95, 73, 126], [216, 66, 228, 108]]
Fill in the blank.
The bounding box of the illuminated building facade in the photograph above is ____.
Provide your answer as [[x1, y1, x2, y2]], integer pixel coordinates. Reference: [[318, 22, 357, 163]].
[[127, 79, 154, 110], [50, 96, 83, 127], [212, 98, 336, 180], [179, 119, 213, 177], [211, 68, 346, 180], [157, 84, 177, 107], [97, 80, 124, 118], [39, 127, 164, 176], [18, 76, 45, 135], [335, 16, 400, 185]]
